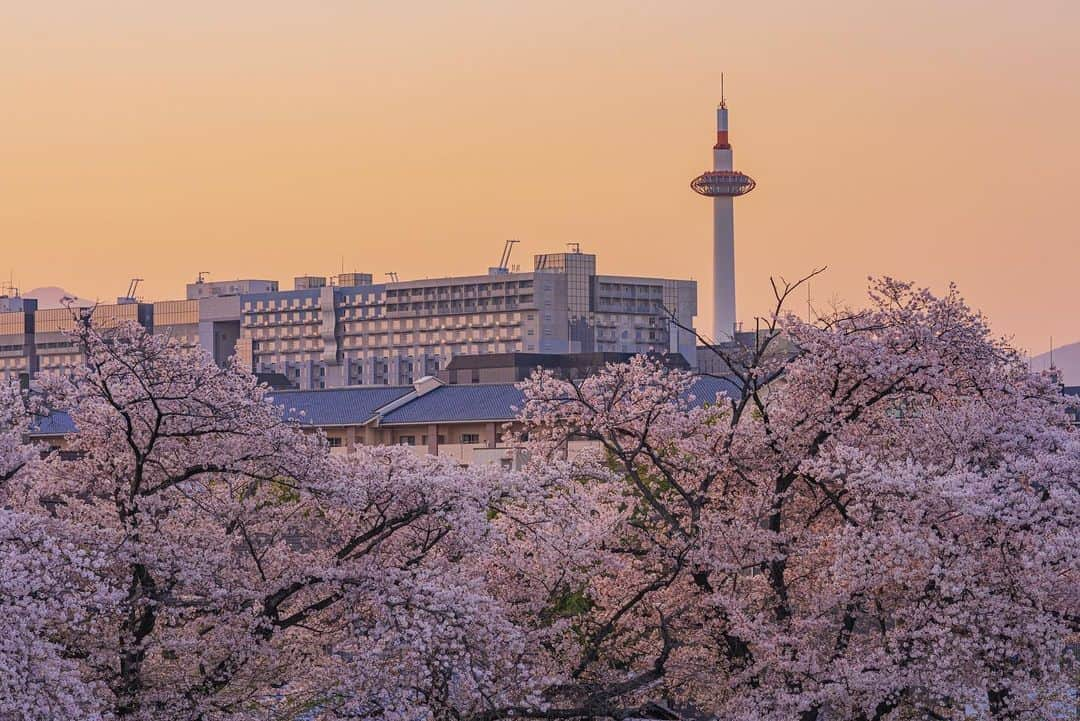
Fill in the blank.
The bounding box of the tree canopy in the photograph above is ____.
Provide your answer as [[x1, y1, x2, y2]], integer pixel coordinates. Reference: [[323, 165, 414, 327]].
[[1, 279, 1076, 720]]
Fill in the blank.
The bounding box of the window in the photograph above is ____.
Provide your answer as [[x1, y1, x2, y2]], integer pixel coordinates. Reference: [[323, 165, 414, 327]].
[[461, 433, 480, 445], [327, 437, 343, 448], [398, 436, 416, 446]]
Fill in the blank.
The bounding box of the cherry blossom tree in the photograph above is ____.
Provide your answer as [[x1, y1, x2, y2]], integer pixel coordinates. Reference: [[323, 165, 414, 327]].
[[2, 321, 544, 720], [504, 277, 1079, 721], [0, 379, 34, 485], [1, 376, 115, 720], [3, 277, 1076, 721]]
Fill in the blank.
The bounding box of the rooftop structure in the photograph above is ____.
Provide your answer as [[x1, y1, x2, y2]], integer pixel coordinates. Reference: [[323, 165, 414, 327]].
[[185, 276, 278, 300]]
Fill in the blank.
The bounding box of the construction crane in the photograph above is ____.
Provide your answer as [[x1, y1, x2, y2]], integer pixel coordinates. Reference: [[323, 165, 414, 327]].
[[497, 239, 519, 271]]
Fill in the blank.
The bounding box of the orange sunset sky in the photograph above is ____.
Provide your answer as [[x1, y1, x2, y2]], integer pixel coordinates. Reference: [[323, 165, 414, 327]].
[[1, 1, 1077, 355]]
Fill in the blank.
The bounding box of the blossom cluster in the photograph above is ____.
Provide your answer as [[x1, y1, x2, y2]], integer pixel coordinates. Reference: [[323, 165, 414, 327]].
[[0, 279, 1076, 721]]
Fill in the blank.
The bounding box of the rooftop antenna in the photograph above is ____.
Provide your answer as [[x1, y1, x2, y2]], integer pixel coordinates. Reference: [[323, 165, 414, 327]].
[[1050, 336, 1055, 369], [567, 242, 581, 254], [386, 272, 399, 283], [720, 72, 726, 109], [196, 271, 210, 284], [498, 239, 519, 271]]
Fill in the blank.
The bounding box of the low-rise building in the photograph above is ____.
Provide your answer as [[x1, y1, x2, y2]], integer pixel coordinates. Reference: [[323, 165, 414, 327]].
[[30, 374, 737, 469]]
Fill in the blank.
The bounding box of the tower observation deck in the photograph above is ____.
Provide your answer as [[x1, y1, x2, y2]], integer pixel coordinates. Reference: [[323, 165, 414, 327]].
[[691, 80, 755, 341], [690, 170, 756, 197]]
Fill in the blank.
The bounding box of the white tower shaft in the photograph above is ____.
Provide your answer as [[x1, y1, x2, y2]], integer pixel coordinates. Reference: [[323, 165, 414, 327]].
[[691, 94, 755, 343], [713, 107, 736, 341]]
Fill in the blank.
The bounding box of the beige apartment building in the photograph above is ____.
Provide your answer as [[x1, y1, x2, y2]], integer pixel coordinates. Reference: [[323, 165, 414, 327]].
[[239, 249, 698, 389], [3, 248, 699, 388]]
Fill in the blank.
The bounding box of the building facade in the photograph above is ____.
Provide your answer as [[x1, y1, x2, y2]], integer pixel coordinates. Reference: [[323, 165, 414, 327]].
[[0, 296, 37, 383], [35, 302, 154, 377], [437, 351, 691, 385], [0, 279, 276, 383], [239, 250, 698, 389], [4, 250, 698, 388]]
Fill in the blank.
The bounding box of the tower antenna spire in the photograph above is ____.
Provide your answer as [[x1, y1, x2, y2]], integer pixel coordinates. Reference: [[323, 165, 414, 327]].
[[691, 79, 755, 341]]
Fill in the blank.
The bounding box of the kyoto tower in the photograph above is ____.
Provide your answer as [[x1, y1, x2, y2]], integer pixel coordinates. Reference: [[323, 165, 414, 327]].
[[691, 78, 755, 341]]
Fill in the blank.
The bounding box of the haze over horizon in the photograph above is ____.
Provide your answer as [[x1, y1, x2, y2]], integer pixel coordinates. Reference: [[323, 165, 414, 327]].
[[2, 1, 1077, 356]]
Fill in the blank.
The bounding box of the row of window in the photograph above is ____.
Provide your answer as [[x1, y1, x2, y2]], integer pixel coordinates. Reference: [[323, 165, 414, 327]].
[[246, 311, 535, 334], [381, 296, 533, 314], [243, 279, 540, 314], [385, 280, 534, 300], [370, 433, 482, 447], [255, 340, 526, 366], [327, 433, 484, 449]]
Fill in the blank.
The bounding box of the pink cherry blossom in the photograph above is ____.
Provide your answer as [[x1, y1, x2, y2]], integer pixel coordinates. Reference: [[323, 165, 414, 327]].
[[3, 321, 541, 720], [1, 278, 1076, 721], [505, 278, 1078, 721]]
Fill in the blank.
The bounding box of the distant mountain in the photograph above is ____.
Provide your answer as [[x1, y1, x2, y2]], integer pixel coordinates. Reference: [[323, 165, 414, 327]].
[[1030, 341, 1080, 386], [23, 286, 94, 309]]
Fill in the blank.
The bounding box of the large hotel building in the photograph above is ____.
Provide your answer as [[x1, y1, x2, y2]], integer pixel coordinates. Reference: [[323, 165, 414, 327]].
[[0, 249, 697, 389]]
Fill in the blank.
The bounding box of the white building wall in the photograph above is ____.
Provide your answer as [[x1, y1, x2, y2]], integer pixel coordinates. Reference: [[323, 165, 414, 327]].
[[238, 264, 698, 387]]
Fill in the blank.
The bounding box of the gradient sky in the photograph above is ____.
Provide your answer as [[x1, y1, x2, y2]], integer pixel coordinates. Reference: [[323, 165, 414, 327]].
[[2, 0, 1077, 355]]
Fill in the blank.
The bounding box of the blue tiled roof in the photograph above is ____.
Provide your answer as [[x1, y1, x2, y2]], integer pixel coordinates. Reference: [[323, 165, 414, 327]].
[[380, 384, 526, 425], [25, 376, 742, 436], [270, 386, 412, 426], [379, 376, 740, 426], [685, 375, 741, 406], [29, 411, 76, 436], [26, 387, 413, 436]]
